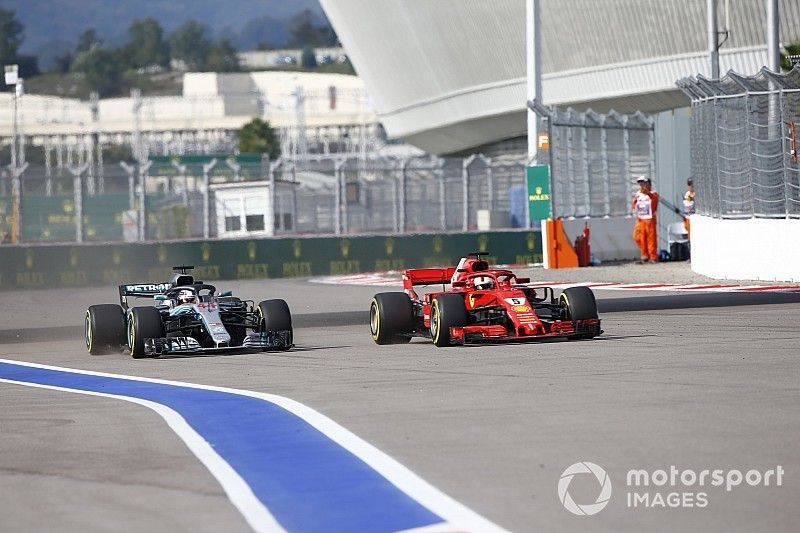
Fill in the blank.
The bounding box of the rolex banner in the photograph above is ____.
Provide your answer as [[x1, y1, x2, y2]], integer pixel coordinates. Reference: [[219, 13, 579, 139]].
[[527, 165, 552, 221]]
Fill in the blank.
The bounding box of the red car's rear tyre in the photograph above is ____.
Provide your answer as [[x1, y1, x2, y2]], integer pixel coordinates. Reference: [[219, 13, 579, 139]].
[[370, 292, 413, 345]]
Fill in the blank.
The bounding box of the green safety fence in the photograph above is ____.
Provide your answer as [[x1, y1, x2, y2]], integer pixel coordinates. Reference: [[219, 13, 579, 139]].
[[18, 194, 130, 242], [0, 230, 543, 290]]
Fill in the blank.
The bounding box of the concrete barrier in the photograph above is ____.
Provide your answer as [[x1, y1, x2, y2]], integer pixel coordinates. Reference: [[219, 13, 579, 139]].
[[691, 215, 800, 282], [0, 230, 543, 290]]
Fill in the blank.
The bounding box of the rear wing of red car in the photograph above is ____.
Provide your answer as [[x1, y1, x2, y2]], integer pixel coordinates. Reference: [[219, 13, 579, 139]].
[[402, 267, 456, 289]]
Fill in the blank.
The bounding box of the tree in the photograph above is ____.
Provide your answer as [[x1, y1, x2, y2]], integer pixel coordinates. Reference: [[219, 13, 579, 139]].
[[288, 9, 323, 48], [72, 45, 122, 97], [301, 46, 317, 69], [169, 21, 210, 71], [76, 28, 101, 55], [238, 118, 280, 159], [0, 8, 23, 65], [781, 40, 800, 71], [206, 39, 239, 72], [0, 8, 37, 78], [125, 18, 170, 70]]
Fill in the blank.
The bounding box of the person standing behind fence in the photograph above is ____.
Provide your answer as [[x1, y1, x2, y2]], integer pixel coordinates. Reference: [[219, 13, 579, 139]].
[[632, 175, 659, 263], [683, 178, 695, 238]]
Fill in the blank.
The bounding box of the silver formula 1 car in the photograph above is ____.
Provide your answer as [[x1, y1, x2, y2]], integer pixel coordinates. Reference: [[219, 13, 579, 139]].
[[85, 266, 293, 358]]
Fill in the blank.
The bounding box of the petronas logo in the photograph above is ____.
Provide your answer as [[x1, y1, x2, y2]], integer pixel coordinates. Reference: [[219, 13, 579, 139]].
[[25, 249, 34, 270], [293, 239, 302, 258], [340, 238, 350, 258], [158, 245, 167, 264], [247, 241, 257, 261], [69, 248, 78, 268], [201, 243, 211, 262], [385, 237, 394, 256], [112, 249, 122, 265]]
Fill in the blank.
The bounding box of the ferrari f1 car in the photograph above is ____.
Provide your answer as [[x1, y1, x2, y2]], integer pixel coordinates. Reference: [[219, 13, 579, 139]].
[[85, 266, 293, 358], [370, 252, 601, 347]]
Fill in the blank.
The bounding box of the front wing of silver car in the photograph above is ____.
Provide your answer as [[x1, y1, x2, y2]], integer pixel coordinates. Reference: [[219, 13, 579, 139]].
[[143, 331, 292, 355]]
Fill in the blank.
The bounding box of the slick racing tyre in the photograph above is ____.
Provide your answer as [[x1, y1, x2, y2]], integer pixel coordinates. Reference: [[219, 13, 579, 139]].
[[560, 286, 599, 339], [127, 307, 165, 359], [370, 292, 414, 345], [85, 304, 126, 355], [257, 299, 293, 351], [430, 294, 468, 347]]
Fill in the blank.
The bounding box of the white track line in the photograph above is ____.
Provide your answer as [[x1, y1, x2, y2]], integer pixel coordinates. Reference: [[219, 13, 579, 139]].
[[309, 275, 800, 293], [0, 359, 506, 533]]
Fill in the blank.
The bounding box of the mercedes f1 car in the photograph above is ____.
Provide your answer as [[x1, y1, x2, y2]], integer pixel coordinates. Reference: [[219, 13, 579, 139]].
[[85, 266, 293, 358], [370, 253, 602, 347]]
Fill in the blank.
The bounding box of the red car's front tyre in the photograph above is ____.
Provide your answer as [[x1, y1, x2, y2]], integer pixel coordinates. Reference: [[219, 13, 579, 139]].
[[430, 294, 468, 347]]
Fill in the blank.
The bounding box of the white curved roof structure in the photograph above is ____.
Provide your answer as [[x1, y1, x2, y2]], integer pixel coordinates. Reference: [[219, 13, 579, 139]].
[[320, 0, 800, 154]]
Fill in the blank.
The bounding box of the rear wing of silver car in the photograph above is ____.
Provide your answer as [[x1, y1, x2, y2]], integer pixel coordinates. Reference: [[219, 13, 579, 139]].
[[118, 282, 171, 309]]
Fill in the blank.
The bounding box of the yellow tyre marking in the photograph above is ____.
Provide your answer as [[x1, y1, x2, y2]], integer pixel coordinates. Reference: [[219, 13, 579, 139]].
[[370, 299, 380, 341], [432, 299, 441, 344], [85, 311, 92, 352]]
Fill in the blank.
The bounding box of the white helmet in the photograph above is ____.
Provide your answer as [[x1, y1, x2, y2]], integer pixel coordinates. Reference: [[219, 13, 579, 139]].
[[474, 276, 494, 290], [178, 289, 196, 304]]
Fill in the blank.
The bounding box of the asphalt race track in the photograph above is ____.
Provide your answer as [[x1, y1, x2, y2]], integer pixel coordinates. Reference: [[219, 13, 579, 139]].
[[1, 277, 799, 532]]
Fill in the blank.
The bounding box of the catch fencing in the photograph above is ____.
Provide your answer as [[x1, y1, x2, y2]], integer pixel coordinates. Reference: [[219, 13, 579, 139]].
[[0, 153, 529, 244], [677, 66, 800, 219], [532, 104, 656, 219]]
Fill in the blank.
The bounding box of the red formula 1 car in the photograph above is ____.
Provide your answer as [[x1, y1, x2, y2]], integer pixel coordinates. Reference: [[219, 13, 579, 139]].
[[370, 252, 602, 347]]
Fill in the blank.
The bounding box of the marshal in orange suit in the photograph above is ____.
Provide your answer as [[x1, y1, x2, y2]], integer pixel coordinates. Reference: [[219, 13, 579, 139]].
[[632, 176, 659, 263]]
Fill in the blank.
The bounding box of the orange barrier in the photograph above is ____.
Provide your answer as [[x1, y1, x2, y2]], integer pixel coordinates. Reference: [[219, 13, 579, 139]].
[[543, 219, 579, 269]]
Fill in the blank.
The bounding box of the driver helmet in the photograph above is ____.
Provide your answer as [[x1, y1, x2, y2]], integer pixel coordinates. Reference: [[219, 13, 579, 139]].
[[177, 289, 196, 304], [474, 275, 495, 290]]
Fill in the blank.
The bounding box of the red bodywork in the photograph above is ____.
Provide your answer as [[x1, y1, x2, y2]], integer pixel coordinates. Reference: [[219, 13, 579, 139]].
[[402, 258, 600, 344]]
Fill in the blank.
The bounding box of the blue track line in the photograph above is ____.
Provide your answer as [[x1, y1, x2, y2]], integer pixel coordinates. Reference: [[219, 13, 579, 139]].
[[0, 361, 444, 532]]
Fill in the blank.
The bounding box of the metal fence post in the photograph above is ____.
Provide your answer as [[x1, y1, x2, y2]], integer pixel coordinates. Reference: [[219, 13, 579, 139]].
[[120, 162, 136, 210], [267, 157, 278, 236], [484, 156, 493, 211], [202, 159, 217, 239], [68, 163, 89, 242], [171, 160, 189, 206], [437, 161, 446, 231], [778, 89, 789, 217], [581, 126, 590, 216], [138, 161, 152, 241], [623, 120, 631, 213], [712, 98, 723, 216], [601, 127, 610, 216], [334, 159, 343, 235], [398, 159, 407, 234], [462, 155, 476, 231], [44, 138, 52, 197], [291, 162, 299, 232], [10, 163, 27, 244]]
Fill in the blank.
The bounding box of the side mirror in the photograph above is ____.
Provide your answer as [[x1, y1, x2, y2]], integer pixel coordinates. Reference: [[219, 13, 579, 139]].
[[154, 294, 167, 301], [218, 290, 232, 297], [451, 281, 467, 288], [516, 277, 530, 284]]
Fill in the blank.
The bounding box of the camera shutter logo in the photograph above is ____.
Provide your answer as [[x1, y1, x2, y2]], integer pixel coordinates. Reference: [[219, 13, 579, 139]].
[[558, 462, 612, 516]]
